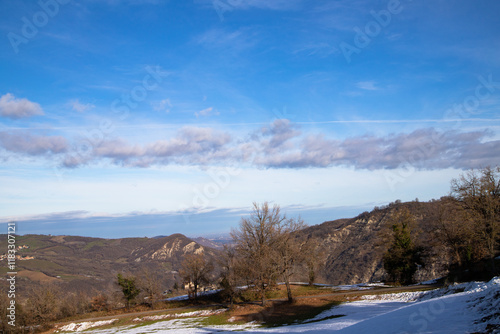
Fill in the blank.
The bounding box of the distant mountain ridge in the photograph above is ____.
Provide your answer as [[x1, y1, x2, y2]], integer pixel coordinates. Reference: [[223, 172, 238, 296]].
[[0, 233, 219, 293], [0, 200, 452, 292]]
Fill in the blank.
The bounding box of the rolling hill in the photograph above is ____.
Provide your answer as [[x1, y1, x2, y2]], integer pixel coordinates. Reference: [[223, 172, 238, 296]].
[[296, 200, 450, 284], [0, 233, 220, 293], [0, 199, 457, 293]]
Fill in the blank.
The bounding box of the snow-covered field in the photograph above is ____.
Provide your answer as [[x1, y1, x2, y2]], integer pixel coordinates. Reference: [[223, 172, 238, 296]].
[[58, 277, 500, 334]]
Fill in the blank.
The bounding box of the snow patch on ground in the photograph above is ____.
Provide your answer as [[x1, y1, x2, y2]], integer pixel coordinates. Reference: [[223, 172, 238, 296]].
[[165, 289, 221, 301], [133, 309, 227, 321], [77, 318, 259, 334], [58, 319, 118, 332], [315, 282, 391, 291], [361, 291, 426, 302], [469, 277, 500, 333], [333, 285, 372, 291]]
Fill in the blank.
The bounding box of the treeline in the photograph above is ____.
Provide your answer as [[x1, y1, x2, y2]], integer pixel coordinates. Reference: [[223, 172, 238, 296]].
[[383, 166, 500, 284], [0, 268, 175, 333], [0, 285, 113, 333]]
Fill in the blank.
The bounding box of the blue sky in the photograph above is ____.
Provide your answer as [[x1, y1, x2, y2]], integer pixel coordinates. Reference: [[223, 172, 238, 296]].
[[1, 0, 500, 238]]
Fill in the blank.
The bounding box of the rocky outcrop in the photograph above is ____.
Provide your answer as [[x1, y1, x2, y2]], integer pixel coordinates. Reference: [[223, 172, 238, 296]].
[[131, 234, 210, 262], [298, 201, 450, 285]]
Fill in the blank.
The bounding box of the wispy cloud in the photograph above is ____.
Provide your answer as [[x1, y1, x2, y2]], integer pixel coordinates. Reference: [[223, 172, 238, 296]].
[[88, 0, 162, 6], [152, 99, 172, 113], [356, 81, 379, 91], [292, 42, 339, 58], [307, 0, 375, 32], [69, 99, 95, 113], [195, 107, 219, 118], [194, 28, 258, 52], [203, 0, 303, 11], [0, 93, 44, 119], [231, 0, 303, 10]]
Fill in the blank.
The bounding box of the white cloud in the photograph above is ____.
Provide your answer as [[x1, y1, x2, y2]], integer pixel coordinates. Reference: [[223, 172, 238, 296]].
[[70, 99, 95, 113], [85, 124, 500, 170], [0, 132, 68, 155], [1, 120, 498, 171], [0, 93, 44, 119], [66, 126, 234, 168], [195, 107, 219, 118], [256, 128, 500, 170]]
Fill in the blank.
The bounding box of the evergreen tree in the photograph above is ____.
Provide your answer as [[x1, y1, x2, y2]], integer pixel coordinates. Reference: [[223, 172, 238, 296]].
[[383, 208, 424, 285], [116, 273, 141, 309]]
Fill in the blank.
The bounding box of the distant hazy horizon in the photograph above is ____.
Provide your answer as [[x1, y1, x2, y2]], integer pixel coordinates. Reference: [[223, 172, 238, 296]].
[[3, 202, 378, 239]]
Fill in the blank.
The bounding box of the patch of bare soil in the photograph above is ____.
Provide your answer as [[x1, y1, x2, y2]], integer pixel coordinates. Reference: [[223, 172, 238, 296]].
[[229, 296, 344, 326]]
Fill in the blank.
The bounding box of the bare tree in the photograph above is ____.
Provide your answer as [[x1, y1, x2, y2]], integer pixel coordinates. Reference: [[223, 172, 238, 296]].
[[231, 202, 307, 305], [179, 253, 214, 299], [231, 202, 283, 305], [433, 197, 485, 269], [25, 284, 59, 327], [138, 267, 163, 307], [300, 237, 322, 286], [275, 217, 306, 302], [218, 245, 240, 305], [59, 291, 91, 318], [451, 166, 500, 272]]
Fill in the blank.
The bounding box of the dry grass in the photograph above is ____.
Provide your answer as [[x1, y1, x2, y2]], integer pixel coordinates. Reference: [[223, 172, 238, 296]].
[[17, 270, 59, 283]]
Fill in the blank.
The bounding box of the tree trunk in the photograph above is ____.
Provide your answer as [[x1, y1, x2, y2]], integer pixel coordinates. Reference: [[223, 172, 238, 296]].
[[308, 265, 315, 286], [282, 267, 293, 303], [285, 279, 293, 303]]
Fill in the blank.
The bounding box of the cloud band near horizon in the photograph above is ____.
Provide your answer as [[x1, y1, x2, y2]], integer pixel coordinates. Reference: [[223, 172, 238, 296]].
[[1, 119, 499, 171]]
